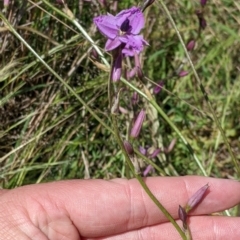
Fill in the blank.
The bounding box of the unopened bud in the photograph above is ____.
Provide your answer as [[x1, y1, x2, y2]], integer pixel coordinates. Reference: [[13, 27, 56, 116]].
[[130, 110, 145, 138], [143, 165, 154, 177], [200, 0, 207, 7], [153, 81, 164, 95], [134, 53, 144, 80], [124, 140, 134, 156], [165, 138, 177, 153], [185, 184, 209, 213], [131, 92, 139, 106], [126, 67, 137, 80], [139, 146, 147, 156], [196, 10, 207, 30], [178, 205, 187, 230], [178, 71, 188, 78], [4, 0, 10, 6], [186, 40, 195, 51], [149, 148, 161, 158]]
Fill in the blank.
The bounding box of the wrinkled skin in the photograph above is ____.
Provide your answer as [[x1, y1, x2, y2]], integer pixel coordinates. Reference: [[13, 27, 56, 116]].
[[1, 176, 240, 240]]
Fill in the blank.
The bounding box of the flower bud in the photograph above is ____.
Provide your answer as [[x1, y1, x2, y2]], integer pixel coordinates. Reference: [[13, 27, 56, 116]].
[[200, 0, 207, 7], [149, 148, 161, 158], [178, 71, 188, 77], [178, 205, 187, 230], [130, 110, 145, 138], [4, 0, 10, 7], [139, 146, 147, 156], [126, 67, 137, 80], [131, 92, 139, 106], [143, 165, 154, 177], [186, 40, 195, 51], [185, 184, 209, 213], [123, 140, 134, 156], [165, 138, 177, 153], [153, 81, 164, 95], [196, 10, 207, 30]]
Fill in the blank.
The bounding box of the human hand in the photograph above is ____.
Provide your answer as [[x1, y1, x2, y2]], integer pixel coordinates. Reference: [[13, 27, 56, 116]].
[[0, 176, 240, 239]]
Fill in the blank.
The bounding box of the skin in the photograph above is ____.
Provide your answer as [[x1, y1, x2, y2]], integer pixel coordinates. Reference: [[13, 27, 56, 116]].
[[0, 176, 240, 240]]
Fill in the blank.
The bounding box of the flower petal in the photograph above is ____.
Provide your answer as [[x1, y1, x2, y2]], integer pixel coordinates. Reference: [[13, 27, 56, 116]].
[[128, 8, 145, 34], [122, 35, 148, 56], [94, 15, 118, 39], [115, 7, 139, 27], [105, 38, 122, 51]]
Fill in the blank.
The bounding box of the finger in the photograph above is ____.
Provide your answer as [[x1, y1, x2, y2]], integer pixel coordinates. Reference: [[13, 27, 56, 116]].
[[8, 176, 240, 238], [82, 216, 240, 240]]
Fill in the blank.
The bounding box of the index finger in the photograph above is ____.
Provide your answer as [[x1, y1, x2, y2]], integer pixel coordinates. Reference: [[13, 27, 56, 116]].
[[18, 176, 240, 238]]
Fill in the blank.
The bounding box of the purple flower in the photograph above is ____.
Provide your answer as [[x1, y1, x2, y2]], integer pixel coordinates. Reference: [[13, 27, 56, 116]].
[[94, 7, 148, 56]]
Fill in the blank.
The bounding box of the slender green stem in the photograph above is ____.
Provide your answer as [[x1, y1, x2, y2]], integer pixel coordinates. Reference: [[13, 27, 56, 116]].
[[157, 0, 240, 177], [111, 114, 186, 240]]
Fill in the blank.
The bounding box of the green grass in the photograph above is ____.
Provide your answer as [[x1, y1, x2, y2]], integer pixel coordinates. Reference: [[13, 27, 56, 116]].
[[0, 0, 239, 192]]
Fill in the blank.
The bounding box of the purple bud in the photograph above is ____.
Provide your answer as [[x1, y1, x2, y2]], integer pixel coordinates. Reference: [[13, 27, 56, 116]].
[[130, 110, 145, 138], [4, 0, 10, 6], [143, 165, 154, 177], [178, 205, 187, 230], [186, 40, 195, 51], [139, 146, 147, 156], [134, 53, 144, 80], [200, 17, 207, 29], [119, 106, 129, 114], [153, 81, 164, 95], [200, 0, 207, 7], [186, 184, 209, 213], [131, 92, 139, 106], [111, 54, 122, 82], [123, 140, 134, 156], [165, 138, 177, 153], [90, 48, 99, 60], [149, 148, 161, 158], [178, 71, 188, 77], [137, 67, 144, 80], [126, 67, 137, 80], [196, 10, 207, 30]]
